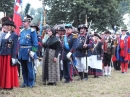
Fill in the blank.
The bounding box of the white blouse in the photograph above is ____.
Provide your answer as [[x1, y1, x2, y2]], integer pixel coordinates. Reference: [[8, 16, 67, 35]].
[[5, 31, 11, 39]]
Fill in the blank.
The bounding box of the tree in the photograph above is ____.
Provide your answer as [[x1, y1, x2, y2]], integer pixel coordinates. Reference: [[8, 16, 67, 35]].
[[0, 0, 14, 16], [44, 0, 123, 31]]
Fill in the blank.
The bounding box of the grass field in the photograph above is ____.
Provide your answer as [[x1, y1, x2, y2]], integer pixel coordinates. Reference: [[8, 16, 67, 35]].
[[0, 66, 130, 97]]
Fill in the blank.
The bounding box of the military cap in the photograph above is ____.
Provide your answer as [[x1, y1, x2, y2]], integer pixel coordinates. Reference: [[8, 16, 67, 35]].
[[78, 24, 88, 31], [65, 24, 72, 29], [57, 26, 65, 31], [23, 14, 33, 22]]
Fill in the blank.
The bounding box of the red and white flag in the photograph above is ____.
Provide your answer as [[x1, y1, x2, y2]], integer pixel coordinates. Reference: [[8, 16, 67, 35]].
[[13, 0, 22, 35]]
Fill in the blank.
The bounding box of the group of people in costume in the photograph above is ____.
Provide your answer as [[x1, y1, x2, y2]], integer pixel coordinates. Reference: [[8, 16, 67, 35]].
[[0, 14, 130, 90]]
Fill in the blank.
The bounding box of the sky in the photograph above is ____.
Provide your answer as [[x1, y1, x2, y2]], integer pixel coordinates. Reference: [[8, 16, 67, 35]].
[[22, 0, 42, 10]]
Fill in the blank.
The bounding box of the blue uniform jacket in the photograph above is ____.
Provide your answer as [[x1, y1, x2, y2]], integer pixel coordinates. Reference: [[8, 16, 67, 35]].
[[0, 32, 18, 58], [62, 34, 77, 60], [75, 35, 94, 57], [18, 28, 38, 60]]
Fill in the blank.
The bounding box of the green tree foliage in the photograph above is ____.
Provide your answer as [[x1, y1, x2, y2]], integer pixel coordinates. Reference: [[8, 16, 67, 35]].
[[44, 0, 123, 31], [0, 0, 14, 16]]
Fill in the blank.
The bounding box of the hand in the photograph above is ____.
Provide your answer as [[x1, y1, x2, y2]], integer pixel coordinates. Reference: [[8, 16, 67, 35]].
[[101, 57, 103, 60], [53, 57, 57, 62], [83, 44, 87, 48], [12, 58, 18, 65], [29, 51, 35, 59], [66, 52, 72, 59]]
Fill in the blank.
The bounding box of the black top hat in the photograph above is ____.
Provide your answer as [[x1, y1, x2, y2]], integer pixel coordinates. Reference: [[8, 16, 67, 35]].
[[94, 33, 102, 39], [65, 24, 72, 29], [30, 23, 39, 31], [4, 20, 16, 28], [1, 17, 10, 26], [78, 24, 88, 31], [23, 14, 33, 22]]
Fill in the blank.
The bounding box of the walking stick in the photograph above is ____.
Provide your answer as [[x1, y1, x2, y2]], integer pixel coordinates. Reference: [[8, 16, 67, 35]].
[[70, 59, 81, 79]]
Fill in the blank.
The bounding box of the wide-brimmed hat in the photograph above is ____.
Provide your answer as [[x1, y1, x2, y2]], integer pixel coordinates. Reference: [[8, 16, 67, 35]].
[[30, 23, 39, 31], [94, 33, 102, 39], [22, 14, 33, 22], [121, 27, 128, 32], [104, 31, 111, 34], [4, 20, 16, 28], [56, 26, 65, 31]]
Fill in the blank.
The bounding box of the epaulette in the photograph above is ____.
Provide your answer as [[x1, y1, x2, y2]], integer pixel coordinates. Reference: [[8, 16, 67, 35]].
[[72, 33, 78, 38], [31, 28, 35, 32]]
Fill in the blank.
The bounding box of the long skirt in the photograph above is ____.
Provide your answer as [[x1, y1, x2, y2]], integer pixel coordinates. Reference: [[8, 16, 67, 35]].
[[42, 49, 60, 83], [0, 55, 19, 89], [87, 55, 103, 76]]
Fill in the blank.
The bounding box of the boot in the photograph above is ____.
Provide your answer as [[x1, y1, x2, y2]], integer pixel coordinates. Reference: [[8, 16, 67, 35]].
[[60, 70, 63, 81], [107, 66, 111, 76], [83, 73, 88, 81], [77, 72, 83, 80], [104, 66, 108, 76]]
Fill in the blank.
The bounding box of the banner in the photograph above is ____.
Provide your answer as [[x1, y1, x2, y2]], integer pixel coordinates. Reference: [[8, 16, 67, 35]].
[[13, 0, 22, 35]]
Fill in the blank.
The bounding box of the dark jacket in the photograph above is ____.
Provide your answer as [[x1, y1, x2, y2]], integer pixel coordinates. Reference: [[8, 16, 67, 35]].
[[0, 32, 18, 58], [75, 34, 94, 57], [92, 41, 103, 57]]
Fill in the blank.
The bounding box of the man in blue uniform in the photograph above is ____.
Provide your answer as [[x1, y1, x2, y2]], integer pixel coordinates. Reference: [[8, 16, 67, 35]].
[[18, 15, 38, 88], [62, 24, 77, 83], [75, 24, 94, 80]]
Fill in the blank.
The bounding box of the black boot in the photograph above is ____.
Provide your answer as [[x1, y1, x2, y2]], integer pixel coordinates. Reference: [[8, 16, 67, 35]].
[[77, 72, 83, 80], [60, 70, 63, 81], [83, 73, 88, 81]]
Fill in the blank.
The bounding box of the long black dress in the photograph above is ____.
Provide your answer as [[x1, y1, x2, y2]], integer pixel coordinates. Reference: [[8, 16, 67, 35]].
[[42, 35, 61, 83]]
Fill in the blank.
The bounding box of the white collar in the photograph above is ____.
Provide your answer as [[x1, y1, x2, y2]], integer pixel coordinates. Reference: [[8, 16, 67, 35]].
[[121, 34, 127, 40]]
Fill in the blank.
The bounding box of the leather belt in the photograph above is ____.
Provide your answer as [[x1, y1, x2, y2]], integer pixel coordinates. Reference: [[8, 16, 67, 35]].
[[20, 46, 32, 48]]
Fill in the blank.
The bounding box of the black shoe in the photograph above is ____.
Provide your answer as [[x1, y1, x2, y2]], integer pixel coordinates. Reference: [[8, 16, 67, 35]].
[[28, 86, 34, 88], [94, 75, 99, 78], [47, 82, 57, 86], [83, 78, 88, 81], [4, 87, 13, 90], [20, 85, 27, 88], [63, 80, 70, 83]]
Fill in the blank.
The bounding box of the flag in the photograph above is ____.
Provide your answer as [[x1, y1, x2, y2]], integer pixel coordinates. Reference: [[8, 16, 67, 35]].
[[13, 0, 22, 35]]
